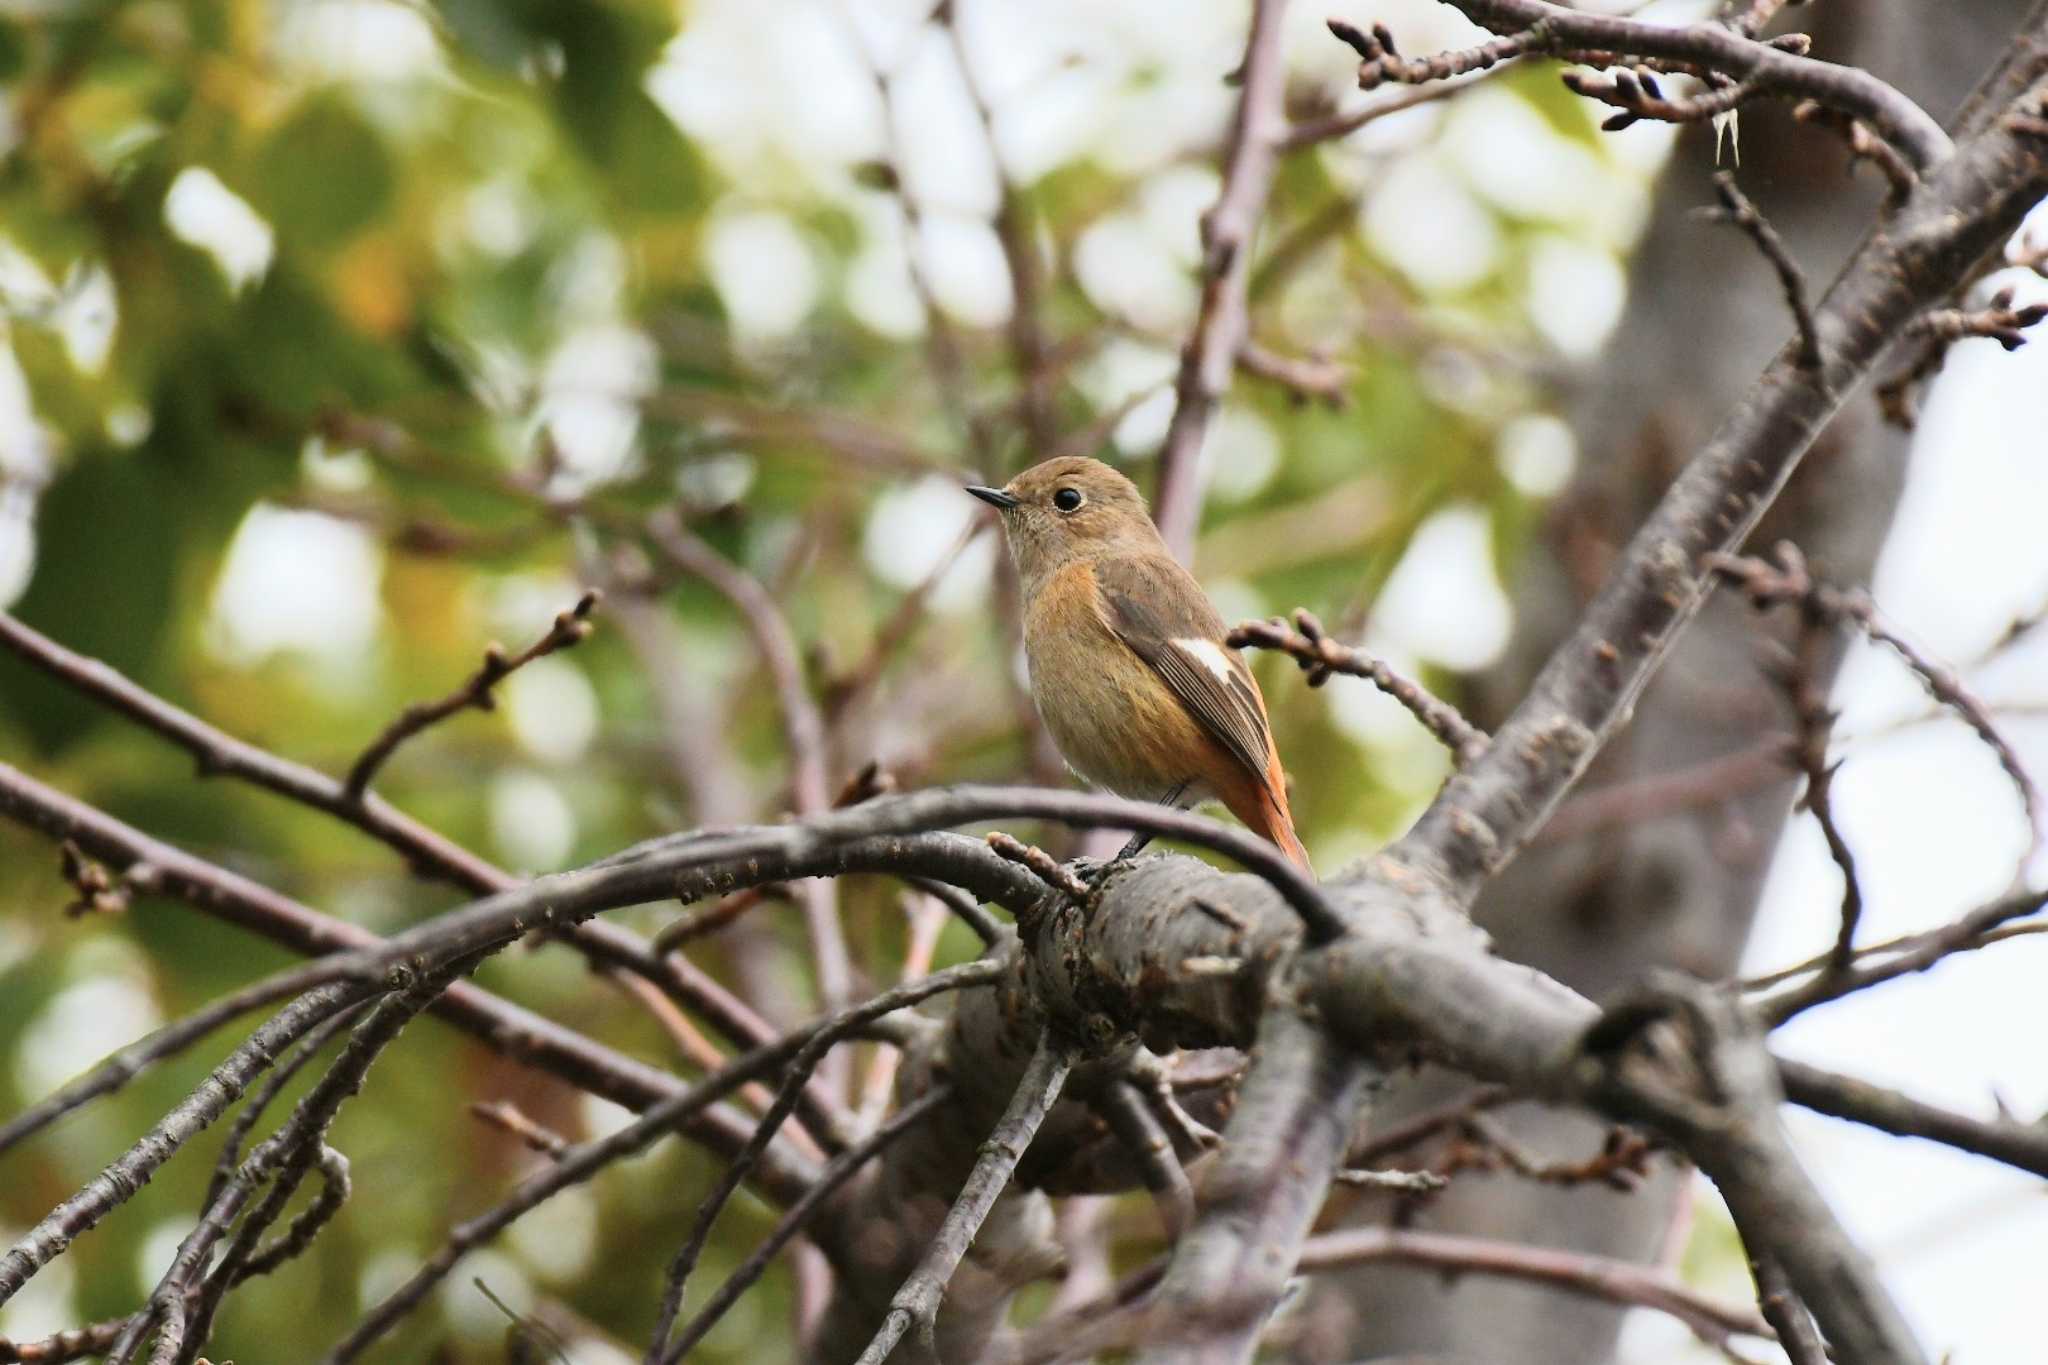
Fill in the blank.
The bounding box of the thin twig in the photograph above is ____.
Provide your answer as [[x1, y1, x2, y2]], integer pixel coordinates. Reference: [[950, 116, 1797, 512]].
[[0, 759, 829, 1209], [469, 1100, 571, 1159], [1098, 1080, 1197, 1237], [1914, 284, 2048, 350], [200, 1005, 367, 1216], [643, 507, 856, 1021], [0, 982, 365, 1309], [851, 1034, 1071, 1365], [0, 1316, 132, 1364], [111, 973, 447, 1364], [986, 831, 1091, 903], [1695, 171, 1823, 369], [343, 591, 599, 801], [903, 875, 1004, 946], [1230, 610, 1489, 764], [649, 884, 792, 954], [1328, 19, 1536, 93], [1779, 1057, 2048, 1179], [1345, 1086, 1513, 1167], [1234, 340, 1347, 406], [1710, 542, 2044, 870], [1760, 885, 2048, 1025], [646, 959, 1009, 1361], [1564, 64, 1762, 136], [1332, 1166, 1447, 1192], [1000, 1204, 1773, 1364], [661, 1087, 951, 1362], [1295, 1227, 1773, 1350], [330, 962, 1001, 1365], [0, 612, 806, 1124], [1404, 0, 1950, 170], [1794, 99, 1917, 206], [1879, 283, 2048, 426], [1537, 737, 1792, 844], [0, 959, 356, 1157], [1279, 64, 1517, 150], [1762, 629, 1864, 975], [857, 893, 951, 1129], [842, 0, 987, 463], [940, 4, 1056, 460], [1151, 0, 1292, 561], [1750, 1254, 1828, 1365]]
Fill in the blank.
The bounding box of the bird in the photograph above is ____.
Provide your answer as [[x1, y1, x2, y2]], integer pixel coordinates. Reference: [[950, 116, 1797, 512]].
[[967, 456, 1311, 871]]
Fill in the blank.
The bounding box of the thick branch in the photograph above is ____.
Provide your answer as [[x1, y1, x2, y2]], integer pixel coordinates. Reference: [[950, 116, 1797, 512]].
[[1133, 1012, 1374, 1363], [1399, 61, 2048, 896]]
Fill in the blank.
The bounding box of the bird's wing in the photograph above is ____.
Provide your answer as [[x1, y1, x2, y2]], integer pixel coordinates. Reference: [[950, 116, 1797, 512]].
[[1094, 554, 1276, 783]]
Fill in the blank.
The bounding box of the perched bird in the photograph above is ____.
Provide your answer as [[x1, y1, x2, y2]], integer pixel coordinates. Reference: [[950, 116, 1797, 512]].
[[968, 456, 1310, 870]]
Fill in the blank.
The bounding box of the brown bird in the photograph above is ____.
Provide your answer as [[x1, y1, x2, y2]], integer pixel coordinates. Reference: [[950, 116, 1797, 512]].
[[968, 456, 1311, 870]]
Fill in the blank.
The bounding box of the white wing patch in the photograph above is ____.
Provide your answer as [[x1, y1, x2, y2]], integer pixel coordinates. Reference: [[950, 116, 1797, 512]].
[[1174, 637, 1237, 685]]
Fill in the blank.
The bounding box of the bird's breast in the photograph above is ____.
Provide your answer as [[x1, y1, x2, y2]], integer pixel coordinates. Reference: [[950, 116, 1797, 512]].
[[1023, 563, 1209, 799]]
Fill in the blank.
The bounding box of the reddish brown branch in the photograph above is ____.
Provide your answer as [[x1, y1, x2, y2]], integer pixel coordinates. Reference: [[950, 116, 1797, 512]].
[[1914, 283, 2048, 350], [1763, 629, 1864, 976], [1235, 340, 1348, 407], [643, 506, 855, 1019], [1279, 70, 1512, 150]]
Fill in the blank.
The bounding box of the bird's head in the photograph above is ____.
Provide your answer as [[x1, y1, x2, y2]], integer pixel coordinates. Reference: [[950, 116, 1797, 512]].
[[966, 456, 1161, 585]]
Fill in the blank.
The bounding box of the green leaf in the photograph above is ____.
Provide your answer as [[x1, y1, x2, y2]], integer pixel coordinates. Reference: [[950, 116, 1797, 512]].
[[247, 95, 395, 251]]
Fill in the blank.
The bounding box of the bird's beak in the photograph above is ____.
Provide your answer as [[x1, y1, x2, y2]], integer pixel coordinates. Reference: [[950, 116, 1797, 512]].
[[965, 484, 1019, 510]]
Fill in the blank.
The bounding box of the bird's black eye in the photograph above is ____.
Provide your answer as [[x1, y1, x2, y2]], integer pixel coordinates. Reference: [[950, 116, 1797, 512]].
[[1053, 487, 1084, 513]]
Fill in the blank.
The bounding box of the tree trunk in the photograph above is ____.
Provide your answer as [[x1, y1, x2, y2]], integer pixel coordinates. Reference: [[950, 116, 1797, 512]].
[[1316, 3, 2028, 1360]]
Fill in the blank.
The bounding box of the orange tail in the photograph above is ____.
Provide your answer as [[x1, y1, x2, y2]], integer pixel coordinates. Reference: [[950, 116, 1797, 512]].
[[1219, 755, 1313, 875]]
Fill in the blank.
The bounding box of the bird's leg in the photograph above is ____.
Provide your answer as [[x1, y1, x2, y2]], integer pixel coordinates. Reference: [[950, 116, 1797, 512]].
[[1108, 782, 1190, 863]]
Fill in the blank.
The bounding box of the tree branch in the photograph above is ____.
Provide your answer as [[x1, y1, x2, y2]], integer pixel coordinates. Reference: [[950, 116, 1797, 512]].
[[341, 589, 598, 801], [662, 1086, 953, 1363], [643, 507, 857, 1021], [329, 966, 1001, 1365], [850, 1033, 1070, 1365], [1425, 0, 1952, 170], [1696, 170, 1823, 370], [1398, 56, 2048, 896], [1229, 610, 1489, 764], [0, 609, 858, 1142], [1152, 0, 1292, 562], [0, 759, 828, 1204]]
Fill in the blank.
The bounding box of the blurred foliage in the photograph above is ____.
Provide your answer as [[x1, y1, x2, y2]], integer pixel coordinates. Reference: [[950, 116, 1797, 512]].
[[0, 1, 1666, 1359]]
